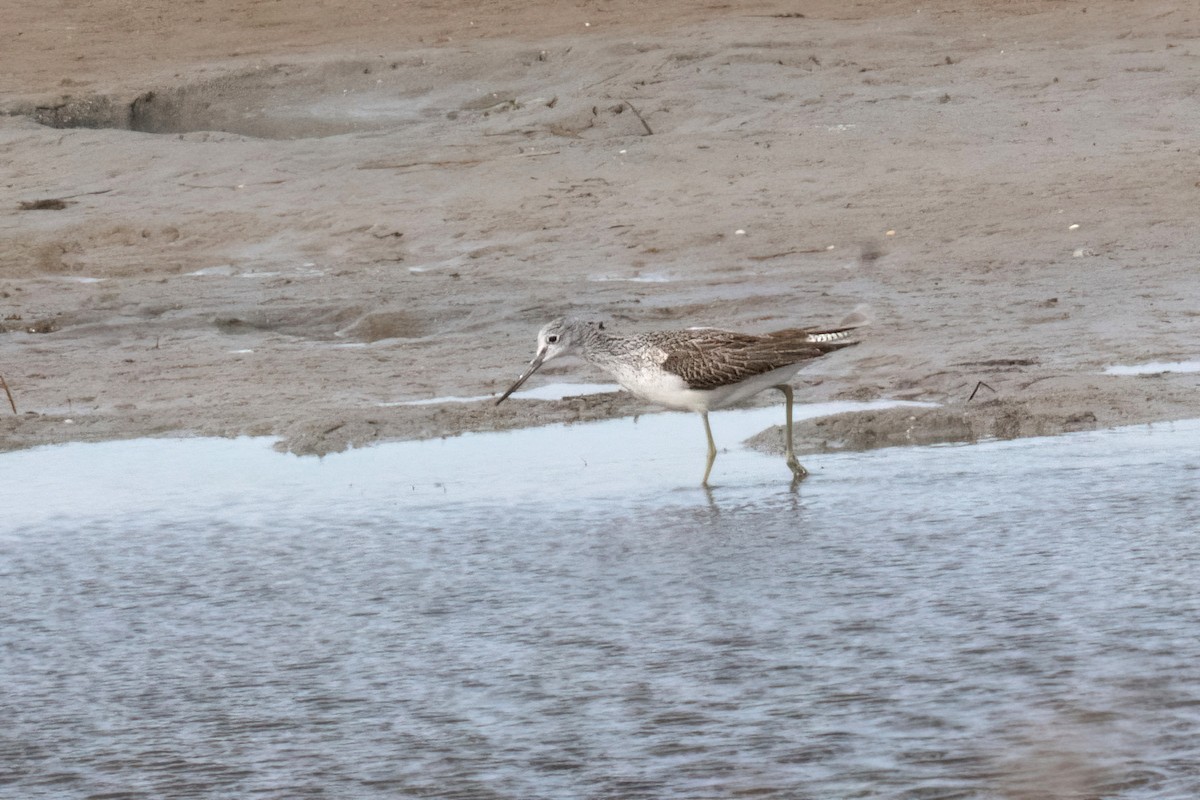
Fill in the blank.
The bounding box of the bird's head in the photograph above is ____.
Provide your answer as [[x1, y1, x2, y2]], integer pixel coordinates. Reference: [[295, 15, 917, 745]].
[[495, 318, 598, 404]]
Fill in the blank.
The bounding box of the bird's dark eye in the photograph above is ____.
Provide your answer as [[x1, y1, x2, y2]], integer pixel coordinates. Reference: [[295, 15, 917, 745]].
[[547, 335, 560, 344]]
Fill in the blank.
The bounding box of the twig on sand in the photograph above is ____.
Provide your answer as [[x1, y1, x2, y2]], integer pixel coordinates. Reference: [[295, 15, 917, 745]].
[[623, 100, 654, 135], [17, 188, 112, 211], [357, 158, 485, 171], [968, 381, 996, 402], [358, 150, 559, 171], [0, 374, 16, 414], [747, 249, 799, 261], [62, 188, 113, 199]]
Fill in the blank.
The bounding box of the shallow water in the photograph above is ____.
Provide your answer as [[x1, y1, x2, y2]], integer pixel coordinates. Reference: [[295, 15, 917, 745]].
[[1103, 360, 1200, 376], [3, 411, 1200, 799]]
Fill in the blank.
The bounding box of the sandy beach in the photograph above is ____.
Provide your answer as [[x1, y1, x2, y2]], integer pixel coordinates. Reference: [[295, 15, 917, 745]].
[[2, 0, 1198, 456]]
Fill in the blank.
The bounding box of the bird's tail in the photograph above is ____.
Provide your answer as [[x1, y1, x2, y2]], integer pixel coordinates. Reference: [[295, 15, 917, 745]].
[[802, 305, 870, 343], [802, 328, 860, 352], [773, 305, 870, 352], [758, 305, 870, 354]]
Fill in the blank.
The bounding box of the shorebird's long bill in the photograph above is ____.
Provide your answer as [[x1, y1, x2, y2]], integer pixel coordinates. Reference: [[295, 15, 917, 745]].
[[495, 350, 547, 405]]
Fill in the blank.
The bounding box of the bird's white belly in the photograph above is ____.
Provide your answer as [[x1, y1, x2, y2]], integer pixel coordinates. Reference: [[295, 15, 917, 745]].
[[610, 365, 699, 411], [700, 365, 806, 409], [608, 362, 804, 413]]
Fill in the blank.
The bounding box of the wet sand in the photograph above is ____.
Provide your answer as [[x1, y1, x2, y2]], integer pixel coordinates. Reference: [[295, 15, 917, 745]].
[[2, 0, 1198, 455]]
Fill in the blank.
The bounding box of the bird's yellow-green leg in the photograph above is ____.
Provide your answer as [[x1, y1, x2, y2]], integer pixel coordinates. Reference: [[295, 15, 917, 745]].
[[776, 384, 808, 480], [700, 411, 718, 485]]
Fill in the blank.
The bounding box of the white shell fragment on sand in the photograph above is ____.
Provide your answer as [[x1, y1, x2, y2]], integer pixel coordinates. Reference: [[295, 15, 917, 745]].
[[1069, 223, 1080, 230]]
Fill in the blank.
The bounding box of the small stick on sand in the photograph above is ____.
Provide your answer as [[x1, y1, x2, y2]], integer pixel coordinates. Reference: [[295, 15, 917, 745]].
[[0, 374, 16, 414], [968, 380, 996, 402], [623, 101, 654, 135]]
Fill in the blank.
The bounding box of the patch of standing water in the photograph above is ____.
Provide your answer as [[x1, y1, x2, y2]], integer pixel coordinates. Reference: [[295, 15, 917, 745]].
[[1103, 360, 1200, 375], [587, 272, 673, 283], [379, 382, 622, 406], [4, 400, 930, 528], [186, 264, 324, 278], [3, 417, 1200, 798]]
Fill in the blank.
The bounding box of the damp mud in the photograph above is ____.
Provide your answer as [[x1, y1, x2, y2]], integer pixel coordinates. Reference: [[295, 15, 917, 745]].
[[746, 389, 1182, 458], [3, 0, 1200, 456], [4, 420, 1200, 797]]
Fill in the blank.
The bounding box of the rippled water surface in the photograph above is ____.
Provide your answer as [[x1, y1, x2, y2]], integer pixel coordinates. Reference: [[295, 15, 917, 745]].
[[3, 411, 1200, 799]]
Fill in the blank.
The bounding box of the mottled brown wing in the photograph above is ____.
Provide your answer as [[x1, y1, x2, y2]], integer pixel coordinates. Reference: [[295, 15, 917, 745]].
[[657, 328, 856, 391]]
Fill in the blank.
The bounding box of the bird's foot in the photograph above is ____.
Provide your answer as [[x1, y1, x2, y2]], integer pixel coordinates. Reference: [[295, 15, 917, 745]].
[[786, 456, 808, 481]]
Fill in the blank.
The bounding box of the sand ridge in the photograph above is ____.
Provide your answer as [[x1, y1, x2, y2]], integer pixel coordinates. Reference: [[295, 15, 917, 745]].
[[2, 0, 1198, 455]]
